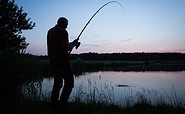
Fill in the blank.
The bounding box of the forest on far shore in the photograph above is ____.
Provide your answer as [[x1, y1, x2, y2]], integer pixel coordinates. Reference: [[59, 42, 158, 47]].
[[38, 52, 185, 61]]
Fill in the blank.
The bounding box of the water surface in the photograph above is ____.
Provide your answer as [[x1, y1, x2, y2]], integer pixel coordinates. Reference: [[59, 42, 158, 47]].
[[41, 71, 185, 105]]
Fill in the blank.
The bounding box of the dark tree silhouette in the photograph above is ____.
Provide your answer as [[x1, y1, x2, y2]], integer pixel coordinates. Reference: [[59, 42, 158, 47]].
[[0, 0, 35, 53]]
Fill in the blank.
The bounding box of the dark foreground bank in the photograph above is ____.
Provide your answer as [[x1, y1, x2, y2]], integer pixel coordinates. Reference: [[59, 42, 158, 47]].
[[1, 100, 185, 114]]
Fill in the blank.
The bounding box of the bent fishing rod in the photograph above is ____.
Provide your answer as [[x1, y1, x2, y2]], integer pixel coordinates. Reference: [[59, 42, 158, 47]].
[[75, 1, 124, 49]]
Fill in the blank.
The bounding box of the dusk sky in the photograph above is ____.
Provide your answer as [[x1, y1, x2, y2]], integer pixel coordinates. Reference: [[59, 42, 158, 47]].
[[15, 0, 185, 55]]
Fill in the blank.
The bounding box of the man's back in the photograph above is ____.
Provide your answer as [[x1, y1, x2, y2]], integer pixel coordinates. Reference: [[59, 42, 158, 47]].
[[47, 25, 69, 67]]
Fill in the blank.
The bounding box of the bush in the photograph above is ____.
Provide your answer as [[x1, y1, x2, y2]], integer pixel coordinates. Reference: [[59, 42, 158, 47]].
[[0, 52, 44, 105]]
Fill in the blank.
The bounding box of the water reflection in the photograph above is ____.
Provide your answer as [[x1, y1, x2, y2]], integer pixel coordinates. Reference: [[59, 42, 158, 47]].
[[36, 71, 185, 105]]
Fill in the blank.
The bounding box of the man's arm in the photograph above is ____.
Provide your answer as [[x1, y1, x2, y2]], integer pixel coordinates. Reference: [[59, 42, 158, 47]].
[[68, 39, 81, 54]]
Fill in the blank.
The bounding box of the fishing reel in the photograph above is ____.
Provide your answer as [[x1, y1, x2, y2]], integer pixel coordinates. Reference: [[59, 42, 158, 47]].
[[75, 42, 81, 49], [73, 38, 81, 49]]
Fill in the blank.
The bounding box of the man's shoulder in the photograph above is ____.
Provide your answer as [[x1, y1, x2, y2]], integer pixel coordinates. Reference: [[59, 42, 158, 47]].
[[49, 26, 67, 33]]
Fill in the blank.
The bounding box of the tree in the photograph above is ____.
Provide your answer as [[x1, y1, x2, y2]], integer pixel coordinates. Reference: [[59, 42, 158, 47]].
[[0, 0, 35, 53]]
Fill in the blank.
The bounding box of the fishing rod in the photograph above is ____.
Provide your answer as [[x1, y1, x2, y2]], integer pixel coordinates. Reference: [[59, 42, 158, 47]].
[[75, 1, 124, 49]]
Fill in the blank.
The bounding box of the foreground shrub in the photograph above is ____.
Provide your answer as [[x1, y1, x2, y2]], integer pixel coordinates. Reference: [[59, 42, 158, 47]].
[[0, 52, 44, 107]]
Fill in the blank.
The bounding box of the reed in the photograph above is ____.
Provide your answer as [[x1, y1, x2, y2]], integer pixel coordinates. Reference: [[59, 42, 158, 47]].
[[72, 79, 115, 104], [161, 85, 185, 107], [2, 78, 185, 114], [71, 80, 185, 109]]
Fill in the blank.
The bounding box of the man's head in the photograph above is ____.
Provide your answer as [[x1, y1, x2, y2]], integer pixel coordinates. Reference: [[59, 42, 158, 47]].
[[57, 17, 68, 28]]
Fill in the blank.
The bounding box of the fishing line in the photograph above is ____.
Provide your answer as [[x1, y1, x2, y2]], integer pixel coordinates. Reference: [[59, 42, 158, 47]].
[[75, 1, 124, 49]]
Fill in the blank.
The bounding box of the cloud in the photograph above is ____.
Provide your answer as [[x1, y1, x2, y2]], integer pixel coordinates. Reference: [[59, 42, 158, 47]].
[[120, 39, 132, 42], [83, 44, 101, 47]]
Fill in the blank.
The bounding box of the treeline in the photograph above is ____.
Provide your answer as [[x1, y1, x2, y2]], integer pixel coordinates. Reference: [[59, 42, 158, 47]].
[[38, 52, 185, 61]]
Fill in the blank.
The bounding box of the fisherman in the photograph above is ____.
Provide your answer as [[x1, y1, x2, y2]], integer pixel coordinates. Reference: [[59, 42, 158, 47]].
[[47, 17, 80, 113]]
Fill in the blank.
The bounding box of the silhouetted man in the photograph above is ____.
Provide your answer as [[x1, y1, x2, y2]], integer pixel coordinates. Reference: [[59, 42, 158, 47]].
[[47, 17, 80, 113]]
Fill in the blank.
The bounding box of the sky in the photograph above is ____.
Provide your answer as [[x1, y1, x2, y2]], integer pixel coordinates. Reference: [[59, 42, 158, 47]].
[[15, 0, 185, 55]]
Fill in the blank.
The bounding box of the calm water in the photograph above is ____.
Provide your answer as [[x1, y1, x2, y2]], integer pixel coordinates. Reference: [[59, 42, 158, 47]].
[[40, 71, 185, 105]]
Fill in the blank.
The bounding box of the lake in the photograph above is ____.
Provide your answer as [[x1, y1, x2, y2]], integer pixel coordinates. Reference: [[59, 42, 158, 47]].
[[39, 71, 185, 106]]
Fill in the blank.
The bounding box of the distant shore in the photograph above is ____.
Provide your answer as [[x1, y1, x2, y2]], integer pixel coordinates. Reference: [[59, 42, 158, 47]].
[[70, 60, 185, 75], [37, 52, 185, 73]]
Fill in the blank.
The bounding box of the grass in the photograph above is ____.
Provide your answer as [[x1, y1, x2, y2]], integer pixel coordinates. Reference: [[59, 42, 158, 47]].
[[10, 101, 185, 114], [2, 95, 184, 114], [3, 79, 183, 114], [161, 85, 185, 107], [72, 80, 185, 107], [1, 87, 185, 114]]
